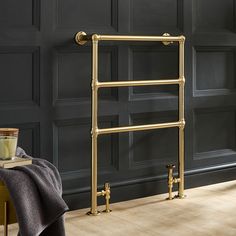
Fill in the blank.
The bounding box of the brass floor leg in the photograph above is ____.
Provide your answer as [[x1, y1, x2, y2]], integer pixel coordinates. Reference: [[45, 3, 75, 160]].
[[4, 201, 8, 236], [177, 126, 185, 199]]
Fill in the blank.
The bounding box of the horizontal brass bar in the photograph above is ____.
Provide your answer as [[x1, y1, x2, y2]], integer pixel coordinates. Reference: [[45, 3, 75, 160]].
[[75, 32, 185, 44], [97, 79, 180, 88], [96, 34, 184, 42], [97, 121, 182, 135]]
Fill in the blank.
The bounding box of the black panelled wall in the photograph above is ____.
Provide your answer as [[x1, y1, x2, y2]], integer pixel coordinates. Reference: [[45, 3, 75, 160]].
[[0, 0, 236, 209]]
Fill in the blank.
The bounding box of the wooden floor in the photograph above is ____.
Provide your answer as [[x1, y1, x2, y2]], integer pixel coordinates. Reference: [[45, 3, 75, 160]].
[[2, 180, 236, 235]]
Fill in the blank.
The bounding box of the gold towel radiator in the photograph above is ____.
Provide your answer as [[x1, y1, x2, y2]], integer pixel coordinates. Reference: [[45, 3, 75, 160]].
[[74, 32, 185, 215]]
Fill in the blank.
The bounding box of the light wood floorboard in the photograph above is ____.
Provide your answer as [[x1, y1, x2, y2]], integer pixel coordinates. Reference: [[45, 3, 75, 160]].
[[2, 180, 236, 235]]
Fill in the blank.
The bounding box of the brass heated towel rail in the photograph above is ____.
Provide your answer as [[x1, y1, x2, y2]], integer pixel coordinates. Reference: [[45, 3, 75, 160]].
[[74, 31, 185, 215]]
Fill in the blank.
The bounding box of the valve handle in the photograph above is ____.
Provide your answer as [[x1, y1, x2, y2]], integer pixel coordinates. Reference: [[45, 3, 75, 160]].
[[104, 183, 110, 190], [166, 164, 175, 169]]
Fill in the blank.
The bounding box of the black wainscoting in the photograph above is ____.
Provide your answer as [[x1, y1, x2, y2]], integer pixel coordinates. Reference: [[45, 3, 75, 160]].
[[0, 0, 236, 210]]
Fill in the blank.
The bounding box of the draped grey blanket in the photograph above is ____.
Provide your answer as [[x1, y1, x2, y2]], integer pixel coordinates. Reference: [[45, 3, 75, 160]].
[[0, 147, 69, 236]]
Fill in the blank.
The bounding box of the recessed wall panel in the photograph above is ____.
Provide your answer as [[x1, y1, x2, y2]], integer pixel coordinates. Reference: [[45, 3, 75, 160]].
[[54, 117, 118, 173], [130, 0, 183, 33], [54, 47, 118, 103], [130, 112, 178, 167], [194, 110, 236, 154], [0, 47, 40, 105], [0, 0, 40, 29], [195, 47, 235, 92], [131, 47, 178, 96], [55, 0, 117, 31], [194, 0, 235, 32]]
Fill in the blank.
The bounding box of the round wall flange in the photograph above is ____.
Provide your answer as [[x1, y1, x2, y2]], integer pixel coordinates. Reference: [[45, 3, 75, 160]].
[[75, 31, 87, 45], [162, 33, 173, 46]]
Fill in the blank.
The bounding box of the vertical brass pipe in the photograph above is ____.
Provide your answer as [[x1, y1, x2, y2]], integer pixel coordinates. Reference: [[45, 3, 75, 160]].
[[4, 201, 8, 236], [178, 37, 185, 198], [90, 35, 99, 215]]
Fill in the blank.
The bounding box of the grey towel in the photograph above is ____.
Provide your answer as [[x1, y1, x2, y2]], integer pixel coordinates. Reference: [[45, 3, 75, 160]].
[[0, 147, 69, 236]]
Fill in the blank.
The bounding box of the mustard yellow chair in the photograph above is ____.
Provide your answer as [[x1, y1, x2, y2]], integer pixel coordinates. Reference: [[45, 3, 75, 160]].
[[0, 181, 17, 236]]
